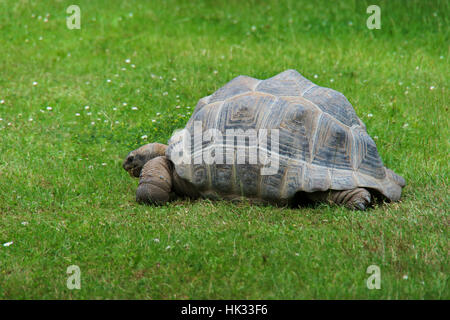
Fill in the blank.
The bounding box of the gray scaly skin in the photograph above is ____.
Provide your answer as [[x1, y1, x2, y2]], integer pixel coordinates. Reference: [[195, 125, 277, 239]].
[[123, 143, 372, 210]]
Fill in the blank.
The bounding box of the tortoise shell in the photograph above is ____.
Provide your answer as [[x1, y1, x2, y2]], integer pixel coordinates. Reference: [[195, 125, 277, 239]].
[[166, 70, 405, 203]]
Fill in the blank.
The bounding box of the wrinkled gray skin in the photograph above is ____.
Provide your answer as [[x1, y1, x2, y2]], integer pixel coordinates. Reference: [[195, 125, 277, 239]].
[[123, 143, 372, 210]]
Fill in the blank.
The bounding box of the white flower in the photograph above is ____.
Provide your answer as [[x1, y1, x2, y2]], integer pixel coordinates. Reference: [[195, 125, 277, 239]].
[[402, 123, 409, 128], [115, 121, 119, 124], [75, 113, 80, 116], [403, 275, 408, 280], [176, 105, 181, 109], [213, 70, 218, 75], [163, 92, 168, 96], [38, 36, 43, 40], [152, 119, 156, 123], [440, 56, 444, 59], [314, 74, 318, 79], [84, 105, 90, 110], [46, 106, 52, 111], [0, 118, 3, 121], [122, 102, 127, 106], [32, 81, 38, 86], [21, 221, 29, 226], [330, 78, 334, 83], [172, 78, 177, 81], [295, 252, 299, 256], [154, 238, 160, 243], [113, 107, 117, 111], [91, 122, 95, 125], [165, 245, 171, 250], [106, 79, 111, 83], [125, 58, 131, 64], [87, 112, 92, 115], [141, 135, 148, 140], [430, 86, 435, 90], [367, 113, 373, 118], [121, 67, 126, 71], [0, 99, 4, 104], [373, 135, 379, 140], [131, 64, 136, 68], [131, 106, 138, 110], [28, 118, 33, 122], [251, 25, 256, 31], [3, 241, 13, 247], [102, 163, 107, 166], [7, 122, 12, 126]]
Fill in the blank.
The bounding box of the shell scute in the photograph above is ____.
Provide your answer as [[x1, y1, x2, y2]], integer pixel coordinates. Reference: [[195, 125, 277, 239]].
[[303, 86, 360, 127], [311, 114, 353, 171]]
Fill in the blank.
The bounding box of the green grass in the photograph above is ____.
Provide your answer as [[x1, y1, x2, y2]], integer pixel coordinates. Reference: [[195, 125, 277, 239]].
[[0, 0, 448, 299]]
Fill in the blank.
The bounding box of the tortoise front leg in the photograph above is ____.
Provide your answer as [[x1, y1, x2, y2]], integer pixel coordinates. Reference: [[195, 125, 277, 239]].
[[136, 156, 175, 205], [307, 188, 372, 210]]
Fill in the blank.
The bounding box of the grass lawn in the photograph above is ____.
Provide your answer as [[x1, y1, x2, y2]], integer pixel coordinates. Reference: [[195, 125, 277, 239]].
[[0, 0, 448, 299]]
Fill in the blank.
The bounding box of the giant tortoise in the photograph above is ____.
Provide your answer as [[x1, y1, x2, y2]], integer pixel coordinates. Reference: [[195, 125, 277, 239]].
[[123, 70, 405, 210]]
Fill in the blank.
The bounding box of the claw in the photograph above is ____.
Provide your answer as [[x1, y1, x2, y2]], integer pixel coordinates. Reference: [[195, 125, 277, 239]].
[[354, 201, 367, 211]]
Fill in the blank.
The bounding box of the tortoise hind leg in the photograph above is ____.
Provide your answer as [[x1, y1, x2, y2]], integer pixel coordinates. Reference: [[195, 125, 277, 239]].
[[307, 188, 372, 210]]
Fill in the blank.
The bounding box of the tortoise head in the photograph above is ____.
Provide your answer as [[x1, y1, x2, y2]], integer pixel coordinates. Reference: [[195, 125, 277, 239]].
[[123, 143, 168, 177]]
